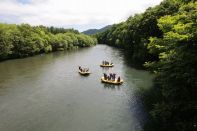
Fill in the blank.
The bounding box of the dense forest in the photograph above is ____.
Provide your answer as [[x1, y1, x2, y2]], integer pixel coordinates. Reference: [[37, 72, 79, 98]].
[[96, 0, 197, 130], [0, 23, 97, 61]]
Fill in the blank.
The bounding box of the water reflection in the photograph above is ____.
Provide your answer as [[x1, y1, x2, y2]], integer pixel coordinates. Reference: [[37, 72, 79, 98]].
[[102, 83, 121, 90]]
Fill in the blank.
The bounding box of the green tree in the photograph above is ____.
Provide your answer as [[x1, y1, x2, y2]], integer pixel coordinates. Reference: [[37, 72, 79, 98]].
[[145, 1, 197, 130], [0, 23, 96, 60], [0, 24, 14, 60]]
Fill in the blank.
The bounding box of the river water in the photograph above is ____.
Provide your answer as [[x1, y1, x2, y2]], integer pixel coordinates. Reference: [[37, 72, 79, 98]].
[[0, 45, 153, 131]]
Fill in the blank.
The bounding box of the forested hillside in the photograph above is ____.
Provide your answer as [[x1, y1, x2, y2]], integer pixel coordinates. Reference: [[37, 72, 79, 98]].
[[82, 25, 112, 35], [0, 23, 97, 61], [96, 0, 197, 130]]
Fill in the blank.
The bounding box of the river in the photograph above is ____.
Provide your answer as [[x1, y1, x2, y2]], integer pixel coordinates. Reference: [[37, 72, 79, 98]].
[[0, 45, 153, 131]]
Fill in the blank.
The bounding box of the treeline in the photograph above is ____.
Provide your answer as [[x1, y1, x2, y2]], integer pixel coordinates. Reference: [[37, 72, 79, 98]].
[[39, 25, 80, 34], [0, 23, 97, 60], [96, 0, 197, 131]]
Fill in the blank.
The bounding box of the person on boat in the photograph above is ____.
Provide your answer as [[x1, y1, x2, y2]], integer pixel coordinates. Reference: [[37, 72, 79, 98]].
[[109, 74, 113, 81], [111, 73, 115, 81], [111, 74, 114, 80], [111, 73, 114, 81], [79, 66, 83, 72], [86, 68, 89, 72], [113, 73, 116, 80], [107, 76, 110, 80], [111, 62, 113, 65], [103, 73, 107, 80], [109, 73, 113, 79], [117, 76, 121, 82]]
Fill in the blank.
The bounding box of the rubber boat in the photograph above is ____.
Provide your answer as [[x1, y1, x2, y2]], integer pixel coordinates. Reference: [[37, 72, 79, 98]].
[[101, 77, 123, 85], [100, 64, 114, 67], [78, 70, 91, 76]]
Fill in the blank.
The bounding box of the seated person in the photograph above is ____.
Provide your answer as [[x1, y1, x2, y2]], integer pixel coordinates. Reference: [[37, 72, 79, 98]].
[[103, 73, 107, 80], [117, 76, 120, 82], [86, 68, 89, 72]]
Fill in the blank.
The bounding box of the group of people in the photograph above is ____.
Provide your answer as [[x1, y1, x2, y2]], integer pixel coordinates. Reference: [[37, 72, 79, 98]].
[[102, 61, 113, 65], [79, 66, 89, 72], [103, 73, 121, 82]]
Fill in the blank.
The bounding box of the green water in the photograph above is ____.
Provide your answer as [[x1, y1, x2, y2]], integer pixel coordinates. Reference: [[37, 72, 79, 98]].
[[0, 45, 153, 131]]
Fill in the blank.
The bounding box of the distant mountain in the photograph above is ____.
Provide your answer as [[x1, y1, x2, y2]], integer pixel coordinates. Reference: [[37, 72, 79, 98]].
[[82, 25, 112, 35]]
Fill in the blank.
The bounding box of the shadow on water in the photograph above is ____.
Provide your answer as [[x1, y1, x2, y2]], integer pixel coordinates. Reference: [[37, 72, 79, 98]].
[[114, 47, 156, 130], [78, 74, 90, 78], [120, 51, 145, 70]]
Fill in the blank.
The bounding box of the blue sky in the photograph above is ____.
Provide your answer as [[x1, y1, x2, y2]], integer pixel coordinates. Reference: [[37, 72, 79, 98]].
[[0, 0, 163, 31]]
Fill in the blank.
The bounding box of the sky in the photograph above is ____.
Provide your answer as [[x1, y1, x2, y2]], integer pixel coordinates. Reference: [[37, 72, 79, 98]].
[[0, 0, 163, 31]]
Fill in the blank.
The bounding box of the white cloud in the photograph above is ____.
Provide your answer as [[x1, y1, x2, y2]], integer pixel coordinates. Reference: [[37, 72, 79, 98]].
[[0, 0, 163, 31]]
